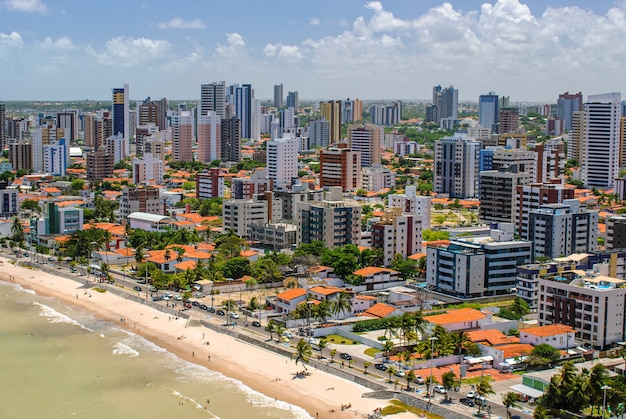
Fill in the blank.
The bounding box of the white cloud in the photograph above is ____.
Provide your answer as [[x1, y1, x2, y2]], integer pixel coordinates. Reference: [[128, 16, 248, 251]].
[[91, 37, 170, 67], [4, 0, 47, 14], [308, 18, 320, 26], [263, 43, 304, 61], [0, 31, 23, 47], [157, 18, 205, 30], [39, 36, 76, 50]]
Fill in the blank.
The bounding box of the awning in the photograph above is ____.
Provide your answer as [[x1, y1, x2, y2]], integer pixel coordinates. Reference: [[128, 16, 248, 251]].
[[464, 355, 494, 364], [509, 384, 544, 399]]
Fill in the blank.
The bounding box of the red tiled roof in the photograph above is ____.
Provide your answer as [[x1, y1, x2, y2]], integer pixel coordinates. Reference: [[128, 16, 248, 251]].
[[426, 308, 486, 325], [522, 324, 574, 337], [363, 303, 396, 319], [277, 288, 306, 301], [353, 266, 398, 276]]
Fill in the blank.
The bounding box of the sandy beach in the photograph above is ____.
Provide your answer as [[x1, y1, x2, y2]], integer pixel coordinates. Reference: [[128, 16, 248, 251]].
[[0, 256, 410, 419]]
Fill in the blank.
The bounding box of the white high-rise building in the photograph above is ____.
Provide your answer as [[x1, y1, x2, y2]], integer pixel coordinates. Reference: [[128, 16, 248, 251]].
[[43, 142, 67, 176], [434, 133, 481, 198], [200, 81, 226, 118], [266, 135, 298, 187], [197, 112, 221, 163], [251, 99, 261, 140], [582, 92, 621, 188], [387, 185, 432, 228], [132, 153, 164, 184]]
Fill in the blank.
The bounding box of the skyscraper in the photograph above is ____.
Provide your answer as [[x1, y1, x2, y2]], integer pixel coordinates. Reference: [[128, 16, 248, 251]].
[[320, 100, 342, 144], [434, 133, 481, 198], [499, 107, 520, 134], [227, 83, 253, 139], [0, 102, 5, 150], [347, 123, 382, 167], [581, 92, 621, 188], [171, 112, 193, 162], [273, 84, 283, 108], [429, 85, 458, 125], [57, 111, 78, 143], [200, 81, 226, 118], [557, 92, 583, 132], [286, 91, 299, 112], [308, 119, 330, 148], [197, 112, 221, 163], [112, 84, 129, 154], [266, 135, 298, 187], [221, 116, 241, 163], [479, 92, 499, 132]]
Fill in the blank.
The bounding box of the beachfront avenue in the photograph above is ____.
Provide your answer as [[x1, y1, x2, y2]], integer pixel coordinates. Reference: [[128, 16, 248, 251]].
[[5, 250, 531, 419]]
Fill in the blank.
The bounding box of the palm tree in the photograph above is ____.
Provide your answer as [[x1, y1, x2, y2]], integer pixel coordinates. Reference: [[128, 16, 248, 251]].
[[510, 297, 530, 320], [532, 404, 553, 419], [11, 216, 24, 245], [331, 291, 352, 320], [273, 323, 285, 342], [317, 337, 329, 359], [442, 370, 460, 402], [315, 300, 331, 326], [382, 340, 395, 361], [406, 370, 415, 391], [584, 363, 609, 415], [451, 330, 472, 356], [387, 366, 396, 383], [329, 348, 337, 364], [475, 376, 495, 413], [363, 361, 371, 375], [293, 339, 312, 370], [164, 249, 171, 272], [502, 392, 522, 418], [266, 320, 276, 341]]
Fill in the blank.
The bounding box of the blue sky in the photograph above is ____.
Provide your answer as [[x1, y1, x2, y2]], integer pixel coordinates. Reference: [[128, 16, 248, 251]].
[[0, 0, 623, 102]]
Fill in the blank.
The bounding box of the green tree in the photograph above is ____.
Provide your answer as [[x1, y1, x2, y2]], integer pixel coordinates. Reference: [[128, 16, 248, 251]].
[[20, 199, 42, 213], [329, 348, 337, 363], [317, 336, 329, 359], [510, 297, 530, 320], [293, 339, 312, 370], [442, 370, 460, 401], [222, 257, 251, 279], [11, 216, 25, 244], [528, 344, 561, 367], [70, 179, 85, 191], [584, 363, 609, 416], [475, 376, 495, 413], [502, 392, 522, 419], [331, 291, 353, 319]]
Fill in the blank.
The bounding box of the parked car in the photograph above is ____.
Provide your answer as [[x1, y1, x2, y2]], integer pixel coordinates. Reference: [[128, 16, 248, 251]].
[[282, 332, 293, 339], [339, 353, 352, 361], [394, 370, 406, 378], [229, 312, 239, 319], [414, 375, 424, 385], [374, 363, 387, 371], [459, 398, 475, 407], [433, 385, 447, 394], [133, 286, 142, 292], [207, 307, 216, 313], [216, 309, 225, 316], [199, 304, 208, 310], [467, 391, 476, 399], [251, 321, 261, 327], [191, 301, 200, 307]]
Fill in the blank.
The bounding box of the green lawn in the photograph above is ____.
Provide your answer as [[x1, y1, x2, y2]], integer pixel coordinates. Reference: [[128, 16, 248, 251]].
[[381, 400, 444, 418], [325, 334, 358, 345]]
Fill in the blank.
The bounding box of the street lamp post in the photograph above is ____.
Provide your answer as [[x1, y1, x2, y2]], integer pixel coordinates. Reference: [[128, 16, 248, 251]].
[[602, 385, 611, 419], [429, 336, 438, 397]]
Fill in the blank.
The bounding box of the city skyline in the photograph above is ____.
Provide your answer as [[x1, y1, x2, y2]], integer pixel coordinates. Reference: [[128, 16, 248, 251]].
[[0, 0, 624, 101]]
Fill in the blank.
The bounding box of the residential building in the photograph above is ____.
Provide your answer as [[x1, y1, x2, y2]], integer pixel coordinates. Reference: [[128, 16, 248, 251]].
[[197, 112, 221, 163], [352, 267, 403, 291], [531, 139, 566, 183], [515, 181, 575, 239], [537, 271, 626, 349], [0, 102, 4, 149], [371, 207, 423, 266], [44, 202, 83, 235], [296, 187, 361, 248], [499, 107, 520, 134], [221, 116, 241, 163], [56, 111, 77, 142], [43, 139, 68, 176], [342, 98, 362, 123], [273, 183, 324, 222], [132, 153, 164, 185], [581, 92, 621, 188], [0, 182, 18, 217], [520, 324, 576, 349], [275, 288, 306, 315], [528, 202, 598, 259], [320, 100, 342, 144], [9, 140, 32, 171], [479, 167, 529, 224], [347, 123, 382, 167], [273, 83, 283, 108], [118, 186, 165, 221], [387, 186, 432, 229], [222, 198, 269, 238], [426, 235, 533, 297], [248, 222, 297, 251], [286, 91, 299, 112], [319, 146, 361, 192], [128, 212, 174, 233], [171, 112, 193, 162], [307, 119, 330, 148], [606, 215, 626, 250], [196, 168, 226, 199], [200, 81, 226, 118], [144, 138, 165, 161], [266, 135, 298, 187], [434, 133, 481, 198], [425, 308, 487, 332], [86, 150, 114, 180], [105, 134, 127, 165], [112, 84, 129, 155], [491, 148, 537, 184], [227, 83, 254, 139], [138, 97, 168, 130], [557, 92, 583, 131], [361, 165, 396, 191], [231, 172, 272, 199], [428, 85, 458, 127]]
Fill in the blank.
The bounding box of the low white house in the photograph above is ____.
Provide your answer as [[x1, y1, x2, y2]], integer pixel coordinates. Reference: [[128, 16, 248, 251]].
[[128, 212, 174, 232], [520, 324, 576, 349], [276, 288, 307, 314]]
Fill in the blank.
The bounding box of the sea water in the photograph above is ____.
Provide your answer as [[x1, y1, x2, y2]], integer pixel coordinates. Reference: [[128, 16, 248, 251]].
[[0, 280, 310, 419]]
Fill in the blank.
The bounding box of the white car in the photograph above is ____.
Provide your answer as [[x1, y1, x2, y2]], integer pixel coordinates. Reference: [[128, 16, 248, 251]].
[[282, 332, 293, 339], [433, 385, 447, 394], [229, 312, 240, 319], [394, 370, 406, 378], [467, 391, 476, 399]]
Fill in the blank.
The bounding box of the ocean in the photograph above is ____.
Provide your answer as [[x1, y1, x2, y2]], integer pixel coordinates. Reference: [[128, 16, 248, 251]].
[[0, 280, 310, 419]]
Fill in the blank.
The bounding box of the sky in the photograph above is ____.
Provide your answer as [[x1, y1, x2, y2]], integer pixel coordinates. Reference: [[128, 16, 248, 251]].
[[0, 0, 625, 102]]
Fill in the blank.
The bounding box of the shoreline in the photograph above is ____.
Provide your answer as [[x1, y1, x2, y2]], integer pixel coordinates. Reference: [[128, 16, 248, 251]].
[[0, 257, 399, 419]]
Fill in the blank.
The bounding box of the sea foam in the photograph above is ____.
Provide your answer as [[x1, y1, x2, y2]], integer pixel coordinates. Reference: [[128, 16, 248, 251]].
[[112, 342, 139, 357], [34, 302, 94, 332]]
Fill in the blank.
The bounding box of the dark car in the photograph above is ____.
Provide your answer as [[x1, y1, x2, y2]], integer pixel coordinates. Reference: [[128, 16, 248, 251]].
[[152, 296, 163, 302], [459, 398, 475, 407], [374, 363, 387, 371], [216, 309, 225, 316], [251, 321, 261, 327], [339, 353, 352, 361], [191, 301, 200, 307], [199, 304, 208, 310], [133, 286, 142, 292], [207, 307, 216, 313]]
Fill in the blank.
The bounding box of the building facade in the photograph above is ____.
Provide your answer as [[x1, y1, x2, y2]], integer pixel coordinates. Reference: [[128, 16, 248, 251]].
[[319, 146, 361, 192], [434, 134, 481, 198]]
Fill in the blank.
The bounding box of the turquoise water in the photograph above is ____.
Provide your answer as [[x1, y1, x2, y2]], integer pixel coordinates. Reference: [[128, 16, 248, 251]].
[[0, 280, 310, 419]]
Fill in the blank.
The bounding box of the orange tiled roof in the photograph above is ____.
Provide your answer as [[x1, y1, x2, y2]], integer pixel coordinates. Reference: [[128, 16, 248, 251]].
[[175, 260, 197, 271], [277, 288, 306, 301], [467, 329, 519, 346], [309, 265, 332, 273], [114, 248, 135, 257], [363, 303, 396, 319], [522, 324, 574, 337], [353, 266, 398, 276], [240, 250, 258, 258], [426, 308, 486, 325], [309, 286, 343, 296], [408, 253, 427, 261], [497, 343, 534, 359]]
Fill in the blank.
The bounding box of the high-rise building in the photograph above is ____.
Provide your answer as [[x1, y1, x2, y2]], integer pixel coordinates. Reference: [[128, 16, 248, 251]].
[[490, 148, 537, 185], [0, 181, 18, 218], [144, 138, 165, 161], [429, 85, 458, 126], [86, 150, 114, 180], [9, 140, 32, 171], [112, 84, 129, 155], [56, 111, 78, 143], [231, 171, 272, 200], [220, 116, 241, 163], [200, 81, 226, 118], [171, 112, 193, 162], [296, 187, 361, 248], [266, 135, 298, 187], [371, 207, 423, 266], [118, 186, 165, 221], [308, 119, 330, 149], [273, 84, 283, 108], [568, 110, 586, 162], [530, 139, 566, 183], [479, 167, 528, 224], [342, 98, 363, 123], [499, 107, 520, 134], [557, 92, 583, 131], [320, 100, 342, 144], [581, 92, 621, 188], [347, 123, 381, 167], [197, 112, 221, 163], [43, 138, 68, 176], [286, 91, 299, 112], [479, 92, 499, 132], [433, 133, 481, 198], [515, 181, 574, 239], [319, 146, 361, 192], [0, 102, 5, 149], [227, 83, 254, 139], [196, 168, 226, 199], [132, 153, 164, 185], [387, 185, 432, 228], [139, 97, 168, 131]]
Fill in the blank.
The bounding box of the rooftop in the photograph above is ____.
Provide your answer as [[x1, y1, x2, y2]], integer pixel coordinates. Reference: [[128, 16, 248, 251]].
[[426, 308, 486, 325]]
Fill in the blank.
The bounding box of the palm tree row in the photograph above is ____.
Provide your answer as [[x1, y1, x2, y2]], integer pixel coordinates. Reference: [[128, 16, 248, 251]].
[[413, 325, 481, 360]]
